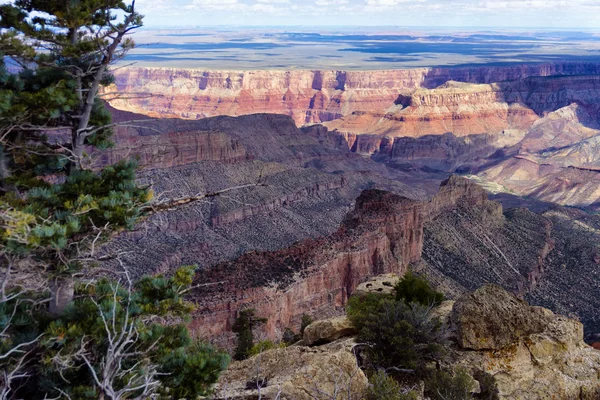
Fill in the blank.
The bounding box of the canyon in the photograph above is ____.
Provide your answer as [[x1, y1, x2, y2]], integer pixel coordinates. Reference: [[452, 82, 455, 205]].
[[186, 174, 600, 346], [107, 62, 600, 210], [101, 111, 433, 278], [99, 61, 600, 347], [189, 175, 487, 346]]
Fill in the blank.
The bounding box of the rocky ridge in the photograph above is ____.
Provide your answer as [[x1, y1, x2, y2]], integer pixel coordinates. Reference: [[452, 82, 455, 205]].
[[420, 195, 600, 340], [188, 176, 487, 346]]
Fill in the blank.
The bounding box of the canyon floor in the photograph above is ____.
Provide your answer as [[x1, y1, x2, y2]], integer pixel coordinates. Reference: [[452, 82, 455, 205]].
[[103, 61, 600, 345]]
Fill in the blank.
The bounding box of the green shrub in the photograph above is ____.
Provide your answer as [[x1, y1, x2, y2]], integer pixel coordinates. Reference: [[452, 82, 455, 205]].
[[366, 370, 419, 400], [232, 309, 267, 360], [347, 293, 395, 330], [347, 294, 444, 374], [248, 340, 287, 357], [425, 368, 477, 400], [395, 271, 444, 306]]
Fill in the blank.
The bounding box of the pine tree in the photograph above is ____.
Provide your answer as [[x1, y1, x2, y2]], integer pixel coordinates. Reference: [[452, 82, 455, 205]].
[[0, 0, 148, 313], [232, 309, 267, 361], [16, 266, 228, 399], [0, 2, 231, 397]]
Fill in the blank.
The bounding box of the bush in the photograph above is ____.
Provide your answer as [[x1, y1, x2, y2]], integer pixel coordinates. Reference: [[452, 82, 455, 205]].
[[425, 368, 477, 400], [395, 271, 444, 306], [473, 370, 500, 400], [248, 340, 287, 357], [366, 370, 419, 400], [232, 309, 267, 361], [347, 294, 444, 374], [347, 292, 394, 330], [300, 313, 313, 335]]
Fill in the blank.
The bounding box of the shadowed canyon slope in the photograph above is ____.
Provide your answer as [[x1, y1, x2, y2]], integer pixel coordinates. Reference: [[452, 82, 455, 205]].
[[100, 110, 443, 278], [420, 198, 600, 341]]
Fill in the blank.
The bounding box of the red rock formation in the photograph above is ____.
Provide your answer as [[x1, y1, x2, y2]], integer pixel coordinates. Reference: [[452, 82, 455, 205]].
[[105, 62, 600, 126], [189, 176, 487, 346], [323, 81, 539, 141], [477, 103, 600, 210]]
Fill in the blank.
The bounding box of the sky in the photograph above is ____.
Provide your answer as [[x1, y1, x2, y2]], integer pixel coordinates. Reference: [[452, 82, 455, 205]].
[[134, 0, 600, 28]]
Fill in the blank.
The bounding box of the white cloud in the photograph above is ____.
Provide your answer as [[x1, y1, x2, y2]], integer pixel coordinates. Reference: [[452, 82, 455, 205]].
[[315, 0, 349, 6], [255, 0, 290, 4], [185, 0, 240, 10], [443, 0, 600, 13], [129, 0, 600, 27], [250, 3, 290, 14], [363, 0, 422, 12]]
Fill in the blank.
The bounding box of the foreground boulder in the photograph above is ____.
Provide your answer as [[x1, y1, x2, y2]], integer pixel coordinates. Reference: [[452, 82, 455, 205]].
[[303, 316, 356, 346], [452, 284, 551, 350], [214, 343, 367, 399], [449, 285, 600, 399]]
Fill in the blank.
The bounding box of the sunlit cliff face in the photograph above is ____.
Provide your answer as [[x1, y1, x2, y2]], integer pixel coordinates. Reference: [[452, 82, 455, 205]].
[[105, 62, 600, 126]]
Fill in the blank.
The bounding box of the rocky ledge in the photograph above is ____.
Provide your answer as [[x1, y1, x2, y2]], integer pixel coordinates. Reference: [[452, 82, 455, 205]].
[[212, 283, 600, 400], [448, 285, 600, 399]]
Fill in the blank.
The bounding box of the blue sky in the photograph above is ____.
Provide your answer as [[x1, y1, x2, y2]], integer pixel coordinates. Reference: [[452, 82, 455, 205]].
[[135, 0, 600, 28]]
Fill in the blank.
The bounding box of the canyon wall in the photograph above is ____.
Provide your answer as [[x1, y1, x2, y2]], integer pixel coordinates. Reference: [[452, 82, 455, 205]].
[[106, 62, 600, 126], [323, 75, 600, 144], [101, 111, 428, 280], [189, 176, 487, 345], [96, 129, 248, 170]]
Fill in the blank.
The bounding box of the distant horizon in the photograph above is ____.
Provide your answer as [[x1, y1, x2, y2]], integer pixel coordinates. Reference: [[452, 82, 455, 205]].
[[122, 28, 600, 70]]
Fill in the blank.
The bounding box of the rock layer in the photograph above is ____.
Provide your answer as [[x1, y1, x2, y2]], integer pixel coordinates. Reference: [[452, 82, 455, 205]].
[[452, 285, 551, 350], [105, 62, 600, 126], [302, 316, 356, 346], [215, 340, 368, 400]]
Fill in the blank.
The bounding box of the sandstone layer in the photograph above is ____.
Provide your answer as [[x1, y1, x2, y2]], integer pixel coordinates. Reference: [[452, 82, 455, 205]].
[[302, 316, 356, 346], [105, 62, 600, 126], [214, 339, 367, 400]]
